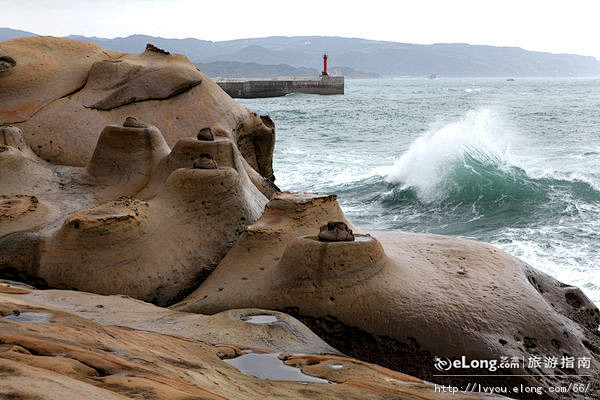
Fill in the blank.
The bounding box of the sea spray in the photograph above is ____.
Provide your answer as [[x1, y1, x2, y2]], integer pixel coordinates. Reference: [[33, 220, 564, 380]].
[[380, 109, 517, 203]]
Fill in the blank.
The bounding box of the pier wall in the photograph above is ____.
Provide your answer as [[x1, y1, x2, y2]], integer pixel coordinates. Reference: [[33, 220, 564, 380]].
[[216, 76, 344, 98]]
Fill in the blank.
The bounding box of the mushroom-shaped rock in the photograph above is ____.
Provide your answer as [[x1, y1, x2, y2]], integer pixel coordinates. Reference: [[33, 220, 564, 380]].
[[0, 123, 268, 305], [38, 165, 266, 305], [85, 121, 170, 200], [137, 136, 267, 205], [1, 36, 276, 197], [174, 193, 600, 399]]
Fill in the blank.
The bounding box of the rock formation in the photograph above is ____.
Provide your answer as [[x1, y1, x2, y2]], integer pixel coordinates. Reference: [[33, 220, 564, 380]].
[[0, 282, 501, 400], [0, 121, 267, 305], [0, 36, 277, 197], [174, 193, 600, 399]]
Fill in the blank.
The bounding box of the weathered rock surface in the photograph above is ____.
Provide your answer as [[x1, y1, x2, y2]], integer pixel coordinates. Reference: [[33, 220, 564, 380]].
[[0, 284, 341, 356], [175, 193, 600, 399], [0, 36, 277, 197], [0, 122, 267, 305], [0, 283, 502, 400], [81, 45, 202, 110], [0, 36, 117, 123]]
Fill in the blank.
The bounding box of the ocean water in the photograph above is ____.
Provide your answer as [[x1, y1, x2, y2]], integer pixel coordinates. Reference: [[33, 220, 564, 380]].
[[238, 78, 600, 306]]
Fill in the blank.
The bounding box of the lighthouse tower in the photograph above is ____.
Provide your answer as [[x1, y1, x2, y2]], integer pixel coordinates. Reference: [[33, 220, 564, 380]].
[[322, 53, 328, 76]]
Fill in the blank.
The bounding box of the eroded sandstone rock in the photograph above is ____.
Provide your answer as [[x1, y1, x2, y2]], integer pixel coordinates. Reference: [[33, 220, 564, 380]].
[[0, 122, 267, 305], [81, 48, 202, 110], [0, 36, 117, 123], [175, 193, 600, 399], [0, 285, 500, 400], [0, 36, 277, 197]]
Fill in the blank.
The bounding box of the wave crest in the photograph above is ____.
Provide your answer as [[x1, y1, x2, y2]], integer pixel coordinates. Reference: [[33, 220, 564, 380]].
[[379, 109, 600, 211]]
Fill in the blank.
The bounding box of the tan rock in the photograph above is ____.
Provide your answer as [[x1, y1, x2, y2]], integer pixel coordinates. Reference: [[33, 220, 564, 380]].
[[0, 286, 340, 355], [0, 122, 267, 305], [174, 193, 600, 399], [0, 289, 502, 400], [0, 195, 56, 238], [79, 46, 202, 110], [0, 36, 277, 197], [0, 36, 117, 124]]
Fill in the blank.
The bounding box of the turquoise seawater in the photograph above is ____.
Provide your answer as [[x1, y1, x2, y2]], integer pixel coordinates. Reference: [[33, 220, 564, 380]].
[[238, 78, 600, 305]]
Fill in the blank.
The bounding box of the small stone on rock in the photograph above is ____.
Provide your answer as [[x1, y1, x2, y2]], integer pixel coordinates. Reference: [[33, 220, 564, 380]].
[[197, 127, 214, 141], [193, 153, 217, 169], [318, 221, 355, 242], [145, 44, 170, 55], [123, 117, 148, 128]]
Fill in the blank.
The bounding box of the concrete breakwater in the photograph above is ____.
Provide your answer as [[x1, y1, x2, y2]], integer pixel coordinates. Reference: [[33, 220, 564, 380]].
[[216, 75, 344, 98]]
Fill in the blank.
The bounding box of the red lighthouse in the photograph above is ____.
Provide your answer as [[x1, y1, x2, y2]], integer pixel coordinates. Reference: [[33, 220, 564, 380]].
[[322, 53, 328, 76]]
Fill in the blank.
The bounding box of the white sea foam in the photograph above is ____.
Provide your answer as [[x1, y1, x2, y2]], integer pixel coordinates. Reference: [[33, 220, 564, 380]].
[[378, 109, 516, 202], [494, 233, 600, 305]]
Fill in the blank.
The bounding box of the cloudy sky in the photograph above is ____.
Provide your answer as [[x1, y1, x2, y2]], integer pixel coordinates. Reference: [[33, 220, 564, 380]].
[[3, 0, 600, 58]]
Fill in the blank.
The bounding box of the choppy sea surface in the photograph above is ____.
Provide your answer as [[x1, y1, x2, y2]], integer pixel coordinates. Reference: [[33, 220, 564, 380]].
[[238, 78, 600, 305]]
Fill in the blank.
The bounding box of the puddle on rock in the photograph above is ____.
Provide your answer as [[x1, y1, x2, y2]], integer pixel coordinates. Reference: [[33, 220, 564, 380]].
[[241, 314, 278, 325], [224, 352, 330, 383], [1, 312, 54, 324]]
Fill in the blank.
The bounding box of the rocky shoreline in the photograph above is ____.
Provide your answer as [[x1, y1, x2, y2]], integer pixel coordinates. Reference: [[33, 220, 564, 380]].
[[0, 36, 599, 399]]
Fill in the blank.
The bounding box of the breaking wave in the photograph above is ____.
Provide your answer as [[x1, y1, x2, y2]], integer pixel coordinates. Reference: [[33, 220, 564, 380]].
[[377, 109, 600, 213]]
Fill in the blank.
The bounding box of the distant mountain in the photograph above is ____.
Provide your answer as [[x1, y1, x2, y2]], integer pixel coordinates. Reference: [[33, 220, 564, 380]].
[[0, 27, 37, 41], [196, 61, 380, 79], [2, 28, 600, 77]]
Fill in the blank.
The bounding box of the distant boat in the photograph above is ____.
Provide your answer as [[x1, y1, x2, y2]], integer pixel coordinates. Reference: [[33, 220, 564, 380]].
[[506, 78, 515, 81], [428, 74, 437, 79]]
